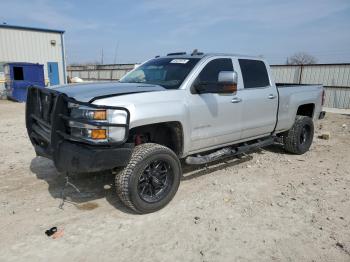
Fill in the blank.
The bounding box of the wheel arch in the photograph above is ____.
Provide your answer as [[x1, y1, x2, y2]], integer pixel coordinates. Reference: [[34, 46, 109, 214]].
[[296, 103, 315, 118], [128, 121, 184, 157]]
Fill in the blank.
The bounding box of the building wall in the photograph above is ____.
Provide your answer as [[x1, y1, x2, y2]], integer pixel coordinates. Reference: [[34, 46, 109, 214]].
[[67, 64, 137, 81], [0, 27, 65, 87], [271, 64, 350, 109], [272, 64, 350, 86]]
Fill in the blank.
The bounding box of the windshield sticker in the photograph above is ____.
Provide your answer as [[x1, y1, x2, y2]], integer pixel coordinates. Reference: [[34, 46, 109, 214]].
[[170, 59, 189, 64]]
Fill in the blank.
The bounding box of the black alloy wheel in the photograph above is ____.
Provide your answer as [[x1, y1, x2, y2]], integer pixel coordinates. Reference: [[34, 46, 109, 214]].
[[137, 160, 174, 203]]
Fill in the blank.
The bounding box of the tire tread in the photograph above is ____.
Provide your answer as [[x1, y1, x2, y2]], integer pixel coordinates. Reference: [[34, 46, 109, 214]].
[[283, 115, 314, 154], [115, 143, 179, 213]]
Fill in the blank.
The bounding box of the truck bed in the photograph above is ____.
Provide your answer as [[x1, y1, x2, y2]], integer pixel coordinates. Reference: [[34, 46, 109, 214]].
[[274, 83, 324, 133]]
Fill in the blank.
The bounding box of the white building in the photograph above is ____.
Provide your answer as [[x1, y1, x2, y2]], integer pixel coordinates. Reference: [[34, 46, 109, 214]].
[[0, 24, 66, 92]]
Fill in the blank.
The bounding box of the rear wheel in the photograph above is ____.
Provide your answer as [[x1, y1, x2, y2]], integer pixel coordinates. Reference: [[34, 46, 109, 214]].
[[115, 143, 181, 214], [283, 115, 314, 154]]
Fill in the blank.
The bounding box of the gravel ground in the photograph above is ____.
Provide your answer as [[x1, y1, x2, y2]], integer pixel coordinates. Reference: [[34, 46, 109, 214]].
[[0, 100, 349, 262]]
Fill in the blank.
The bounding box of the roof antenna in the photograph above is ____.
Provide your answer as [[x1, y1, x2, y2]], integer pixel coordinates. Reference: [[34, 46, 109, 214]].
[[191, 49, 198, 56]]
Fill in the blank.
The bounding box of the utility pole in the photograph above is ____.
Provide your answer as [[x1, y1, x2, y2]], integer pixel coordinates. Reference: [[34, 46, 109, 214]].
[[101, 48, 104, 65], [113, 41, 119, 64]]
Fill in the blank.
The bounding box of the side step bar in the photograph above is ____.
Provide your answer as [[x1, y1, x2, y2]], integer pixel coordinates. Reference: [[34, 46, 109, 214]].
[[185, 136, 275, 165]]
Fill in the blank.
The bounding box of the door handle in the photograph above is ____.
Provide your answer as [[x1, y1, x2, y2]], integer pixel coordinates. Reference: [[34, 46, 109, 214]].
[[268, 94, 277, 99], [231, 97, 242, 103]]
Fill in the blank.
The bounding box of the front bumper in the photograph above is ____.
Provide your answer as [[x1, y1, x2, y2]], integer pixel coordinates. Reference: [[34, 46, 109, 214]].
[[26, 86, 133, 173], [48, 142, 133, 173]]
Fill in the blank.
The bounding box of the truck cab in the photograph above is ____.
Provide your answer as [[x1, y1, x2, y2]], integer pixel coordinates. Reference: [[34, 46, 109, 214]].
[[182, 55, 278, 153]]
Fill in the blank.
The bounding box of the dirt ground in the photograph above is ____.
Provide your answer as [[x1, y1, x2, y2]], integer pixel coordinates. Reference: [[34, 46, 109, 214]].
[[0, 100, 349, 262]]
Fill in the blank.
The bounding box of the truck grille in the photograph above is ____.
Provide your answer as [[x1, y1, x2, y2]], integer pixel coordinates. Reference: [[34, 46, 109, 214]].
[[26, 87, 62, 157], [26, 86, 131, 159]]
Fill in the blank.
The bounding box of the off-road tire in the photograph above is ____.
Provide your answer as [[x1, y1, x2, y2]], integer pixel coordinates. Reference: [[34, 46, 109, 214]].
[[283, 116, 314, 154], [115, 143, 181, 214]]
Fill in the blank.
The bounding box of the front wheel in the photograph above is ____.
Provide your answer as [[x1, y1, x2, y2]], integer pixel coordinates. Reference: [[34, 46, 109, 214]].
[[283, 115, 314, 154], [115, 143, 181, 214]]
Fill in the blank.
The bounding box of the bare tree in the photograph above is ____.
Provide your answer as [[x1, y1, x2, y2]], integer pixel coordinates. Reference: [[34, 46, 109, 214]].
[[286, 52, 317, 65]]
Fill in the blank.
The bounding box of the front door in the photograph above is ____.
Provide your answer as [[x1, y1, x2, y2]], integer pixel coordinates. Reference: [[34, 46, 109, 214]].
[[188, 58, 242, 152], [47, 62, 59, 86]]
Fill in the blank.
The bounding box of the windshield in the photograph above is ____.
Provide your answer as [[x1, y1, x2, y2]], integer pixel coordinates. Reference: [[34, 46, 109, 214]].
[[120, 58, 200, 89]]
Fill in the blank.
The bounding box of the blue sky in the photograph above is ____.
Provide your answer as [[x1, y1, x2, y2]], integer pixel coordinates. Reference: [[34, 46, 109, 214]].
[[1, 0, 350, 64]]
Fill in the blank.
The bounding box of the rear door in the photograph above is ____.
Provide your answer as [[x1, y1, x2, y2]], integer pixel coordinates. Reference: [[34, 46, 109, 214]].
[[238, 59, 278, 139], [188, 58, 242, 152]]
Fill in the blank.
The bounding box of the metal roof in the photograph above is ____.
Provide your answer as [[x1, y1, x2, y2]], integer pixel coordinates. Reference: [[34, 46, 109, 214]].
[[0, 24, 64, 34]]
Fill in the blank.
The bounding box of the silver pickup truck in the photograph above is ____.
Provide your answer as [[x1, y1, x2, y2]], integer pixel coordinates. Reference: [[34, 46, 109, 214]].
[[26, 51, 325, 213]]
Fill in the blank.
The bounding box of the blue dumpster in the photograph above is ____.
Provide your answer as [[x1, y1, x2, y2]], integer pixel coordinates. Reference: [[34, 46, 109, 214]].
[[4, 63, 45, 102]]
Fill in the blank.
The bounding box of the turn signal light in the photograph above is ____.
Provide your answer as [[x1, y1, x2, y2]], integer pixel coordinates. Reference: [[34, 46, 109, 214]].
[[93, 110, 107, 120], [91, 129, 107, 139]]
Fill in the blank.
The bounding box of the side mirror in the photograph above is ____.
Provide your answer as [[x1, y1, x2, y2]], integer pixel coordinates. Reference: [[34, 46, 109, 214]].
[[218, 71, 237, 85], [194, 71, 238, 94], [217, 71, 238, 93]]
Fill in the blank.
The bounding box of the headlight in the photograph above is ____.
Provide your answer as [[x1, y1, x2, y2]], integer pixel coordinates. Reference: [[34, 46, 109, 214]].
[[70, 107, 107, 120], [68, 103, 127, 143]]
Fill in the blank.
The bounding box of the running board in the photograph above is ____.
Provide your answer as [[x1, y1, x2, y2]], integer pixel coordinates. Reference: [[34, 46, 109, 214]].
[[185, 136, 275, 165]]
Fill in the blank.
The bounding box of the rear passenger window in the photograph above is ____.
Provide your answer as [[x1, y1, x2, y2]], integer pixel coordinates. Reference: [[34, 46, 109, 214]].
[[239, 59, 270, 88]]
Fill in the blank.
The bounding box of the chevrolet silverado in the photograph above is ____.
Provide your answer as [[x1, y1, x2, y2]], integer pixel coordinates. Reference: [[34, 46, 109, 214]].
[[26, 51, 325, 213]]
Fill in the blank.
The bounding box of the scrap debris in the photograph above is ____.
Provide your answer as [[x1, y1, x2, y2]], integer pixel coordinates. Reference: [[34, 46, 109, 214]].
[[45, 227, 57, 237], [336, 242, 350, 256], [318, 132, 330, 140], [45, 227, 64, 239], [194, 216, 201, 224], [52, 229, 64, 239]]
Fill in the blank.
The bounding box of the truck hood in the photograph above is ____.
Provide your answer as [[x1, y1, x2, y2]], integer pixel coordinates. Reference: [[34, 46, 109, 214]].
[[52, 82, 166, 102]]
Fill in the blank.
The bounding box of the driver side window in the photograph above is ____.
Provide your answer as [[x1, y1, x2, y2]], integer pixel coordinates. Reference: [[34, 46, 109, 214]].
[[194, 58, 233, 92], [198, 58, 233, 82]]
